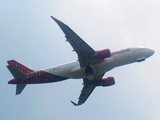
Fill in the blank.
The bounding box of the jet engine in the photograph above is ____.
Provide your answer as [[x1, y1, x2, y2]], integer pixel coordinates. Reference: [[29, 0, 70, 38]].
[[96, 77, 115, 87], [96, 49, 111, 59]]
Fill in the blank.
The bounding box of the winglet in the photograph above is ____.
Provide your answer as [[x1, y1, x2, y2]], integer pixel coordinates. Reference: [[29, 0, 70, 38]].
[[70, 101, 78, 106], [51, 16, 59, 22]]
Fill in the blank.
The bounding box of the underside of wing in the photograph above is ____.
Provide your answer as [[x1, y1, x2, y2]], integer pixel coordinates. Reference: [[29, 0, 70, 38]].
[[77, 80, 96, 105], [71, 74, 104, 106], [51, 16, 103, 68]]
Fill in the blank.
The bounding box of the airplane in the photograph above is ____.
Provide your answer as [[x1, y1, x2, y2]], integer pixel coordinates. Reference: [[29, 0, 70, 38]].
[[7, 16, 155, 106]]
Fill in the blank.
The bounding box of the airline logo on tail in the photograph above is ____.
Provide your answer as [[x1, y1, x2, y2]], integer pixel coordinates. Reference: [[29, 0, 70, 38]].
[[7, 60, 34, 74], [7, 60, 35, 95]]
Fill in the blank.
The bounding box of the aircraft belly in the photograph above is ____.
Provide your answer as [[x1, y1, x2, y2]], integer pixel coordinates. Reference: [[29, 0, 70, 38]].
[[70, 67, 86, 79], [46, 63, 79, 79], [93, 58, 115, 74], [71, 58, 115, 79]]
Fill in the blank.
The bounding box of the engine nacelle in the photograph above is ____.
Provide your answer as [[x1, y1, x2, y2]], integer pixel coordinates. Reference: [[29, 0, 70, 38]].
[[96, 49, 111, 59], [96, 77, 115, 87]]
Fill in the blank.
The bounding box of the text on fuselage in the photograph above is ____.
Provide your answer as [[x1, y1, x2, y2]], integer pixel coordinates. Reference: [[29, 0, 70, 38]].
[[111, 48, 131, 56]]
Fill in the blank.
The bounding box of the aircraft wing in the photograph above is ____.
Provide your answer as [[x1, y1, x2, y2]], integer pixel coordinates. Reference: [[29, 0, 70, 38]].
[[51, 16, 103, 68], [71, 74, 104, 106], [76, 78, 96, 105]]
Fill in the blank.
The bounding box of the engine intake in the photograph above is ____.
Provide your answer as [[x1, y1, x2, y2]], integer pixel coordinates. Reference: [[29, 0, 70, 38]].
[[96, 49, 111, 59]]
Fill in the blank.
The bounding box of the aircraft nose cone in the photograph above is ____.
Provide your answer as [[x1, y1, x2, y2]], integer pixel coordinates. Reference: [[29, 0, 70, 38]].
[[145, 48, 155, 58], [149, 49, 155, 56]]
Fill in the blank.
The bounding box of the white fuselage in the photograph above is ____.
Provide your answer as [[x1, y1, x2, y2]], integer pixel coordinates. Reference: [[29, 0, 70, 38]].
[[43, 47, 154, 80]]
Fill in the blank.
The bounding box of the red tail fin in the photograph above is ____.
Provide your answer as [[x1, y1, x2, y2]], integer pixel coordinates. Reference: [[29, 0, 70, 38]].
[[7, 60, 34, 74]]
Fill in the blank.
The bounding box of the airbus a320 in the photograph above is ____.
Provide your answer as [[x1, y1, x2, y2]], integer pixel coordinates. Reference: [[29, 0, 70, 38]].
[[7, 16, 154, 106]]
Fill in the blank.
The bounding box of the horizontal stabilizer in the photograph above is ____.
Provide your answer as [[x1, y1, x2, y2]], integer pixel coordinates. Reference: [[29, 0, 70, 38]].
[[16, 84, 26, 95], [7, 65, 27, 79]]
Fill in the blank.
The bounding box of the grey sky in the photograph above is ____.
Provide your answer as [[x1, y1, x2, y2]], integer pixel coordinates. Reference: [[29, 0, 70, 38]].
[[1, 0, 160, 120]]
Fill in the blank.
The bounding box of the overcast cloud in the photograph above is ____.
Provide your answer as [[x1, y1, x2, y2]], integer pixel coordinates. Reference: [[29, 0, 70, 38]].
[[0, 0, 160, 120]]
